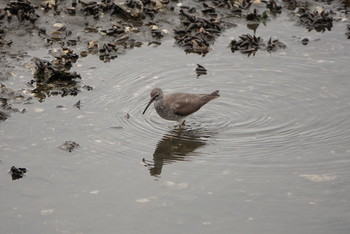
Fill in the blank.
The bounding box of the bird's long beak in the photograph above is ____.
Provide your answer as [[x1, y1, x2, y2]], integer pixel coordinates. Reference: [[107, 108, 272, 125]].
[[142, 95, 156, 115]]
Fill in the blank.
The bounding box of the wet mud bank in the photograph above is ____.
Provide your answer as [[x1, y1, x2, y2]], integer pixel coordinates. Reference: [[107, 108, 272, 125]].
[[0, 0, 349, 122], [1, 2, 350, 233]]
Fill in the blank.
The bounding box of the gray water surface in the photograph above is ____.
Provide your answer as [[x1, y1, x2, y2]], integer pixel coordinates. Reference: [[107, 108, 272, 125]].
[[1, 10, 350, 234]]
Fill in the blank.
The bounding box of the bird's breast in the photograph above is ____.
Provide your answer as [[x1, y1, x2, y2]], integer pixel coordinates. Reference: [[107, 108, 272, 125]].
[[154, 100, 181, 121]]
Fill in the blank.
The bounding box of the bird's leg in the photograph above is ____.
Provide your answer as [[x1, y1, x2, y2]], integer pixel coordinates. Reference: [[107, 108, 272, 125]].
[[176, 125, 184, 134], [175, 120, 186, 134]]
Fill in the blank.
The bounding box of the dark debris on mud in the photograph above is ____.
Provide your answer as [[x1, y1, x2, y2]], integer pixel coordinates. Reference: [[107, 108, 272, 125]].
[[0, 0, 347, 61], [229, 33, 286, 56], [1, 83, 30, 121], [346, 24, 350, 38], [196, 64, 207, 77], [30, 56, 82, 101], [58, 140, 80, 152], [10, 166, 28, 180], [298, 9, 334, 32]]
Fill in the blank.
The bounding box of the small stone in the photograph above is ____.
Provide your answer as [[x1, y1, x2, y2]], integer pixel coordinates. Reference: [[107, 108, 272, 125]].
[[10, 166, 27, 180], [301, 38, 309, 45], [58, 141, 79, 152]]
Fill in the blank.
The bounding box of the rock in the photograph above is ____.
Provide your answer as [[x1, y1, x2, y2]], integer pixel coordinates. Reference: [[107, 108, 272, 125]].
[[10, 166, 27, 180], [195, 64, 207, 77], [58, 141, 80, 152], [301, 38, 309, 45], [113, 0, 144, 19]]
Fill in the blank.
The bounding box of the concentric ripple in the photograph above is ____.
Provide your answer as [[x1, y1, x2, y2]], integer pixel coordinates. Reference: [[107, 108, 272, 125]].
[[70, 37, 350, 170]]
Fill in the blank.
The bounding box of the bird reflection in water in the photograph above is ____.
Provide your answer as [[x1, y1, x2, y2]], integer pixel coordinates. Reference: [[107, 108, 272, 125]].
[[143, 126, 213, 177]]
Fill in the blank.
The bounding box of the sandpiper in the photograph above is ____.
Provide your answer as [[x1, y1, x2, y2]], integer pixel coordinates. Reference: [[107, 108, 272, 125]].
[[142, 88, 219, 123]]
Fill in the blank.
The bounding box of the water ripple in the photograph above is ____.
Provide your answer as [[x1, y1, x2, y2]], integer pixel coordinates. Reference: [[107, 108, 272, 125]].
[[75, 40, 350, 169]]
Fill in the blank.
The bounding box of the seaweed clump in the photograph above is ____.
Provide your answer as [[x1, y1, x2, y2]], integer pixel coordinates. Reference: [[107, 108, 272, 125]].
[[298, 10, 334, 32], [10, 166, 27, 180], [0, 83, 29, 121], [32, 56, 81, 101], [174, 8, 234, 56], [3, 0, 39, 23], [346, 24, 350, 39], [229, 34, 286, 56]]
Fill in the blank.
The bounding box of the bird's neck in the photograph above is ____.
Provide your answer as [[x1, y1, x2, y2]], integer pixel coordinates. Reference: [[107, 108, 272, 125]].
[[154, 99, 164, 109]]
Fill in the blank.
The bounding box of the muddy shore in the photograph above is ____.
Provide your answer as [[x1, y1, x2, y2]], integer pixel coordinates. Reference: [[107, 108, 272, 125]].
[[1, 2, 350, 233], [1, 0, 349, 121]]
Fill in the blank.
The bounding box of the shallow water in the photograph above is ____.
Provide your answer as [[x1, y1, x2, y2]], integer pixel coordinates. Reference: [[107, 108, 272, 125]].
[[1, 8, 350, 234]]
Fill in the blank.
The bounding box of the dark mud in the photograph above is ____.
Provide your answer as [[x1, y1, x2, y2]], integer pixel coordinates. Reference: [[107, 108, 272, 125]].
[[0, 0, 349, 120]]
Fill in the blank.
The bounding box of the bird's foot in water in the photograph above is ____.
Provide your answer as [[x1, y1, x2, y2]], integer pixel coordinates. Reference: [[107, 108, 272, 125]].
[[175, 120, 186, 134]]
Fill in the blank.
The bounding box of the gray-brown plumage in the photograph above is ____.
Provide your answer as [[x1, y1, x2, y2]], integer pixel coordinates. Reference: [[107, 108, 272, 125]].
[[142, 88, 219, 122]]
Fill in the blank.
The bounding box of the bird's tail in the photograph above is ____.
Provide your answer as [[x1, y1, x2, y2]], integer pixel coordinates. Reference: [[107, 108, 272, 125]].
[[210, 90, 220, 98]]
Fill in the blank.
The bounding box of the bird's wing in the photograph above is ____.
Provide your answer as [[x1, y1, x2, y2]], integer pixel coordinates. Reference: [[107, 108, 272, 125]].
[[168, 94, 208, 117]]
